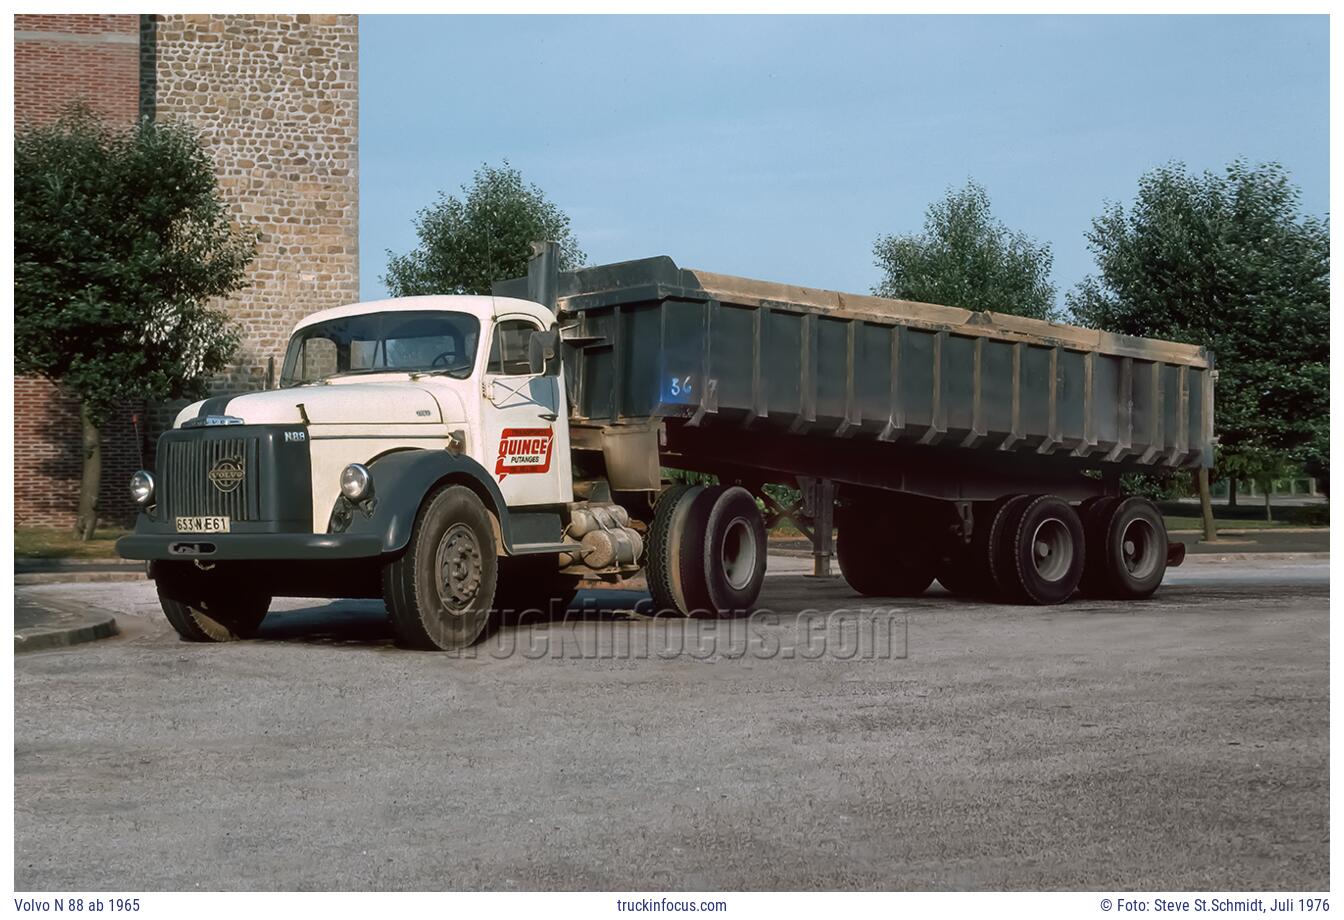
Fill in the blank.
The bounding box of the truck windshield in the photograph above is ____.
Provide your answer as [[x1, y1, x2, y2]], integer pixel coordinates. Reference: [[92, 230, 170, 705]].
[[279, 310, 481, 386]]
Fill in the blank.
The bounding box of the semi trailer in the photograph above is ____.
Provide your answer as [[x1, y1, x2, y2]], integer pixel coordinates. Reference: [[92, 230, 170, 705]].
[[117, 243, 1214, 650]]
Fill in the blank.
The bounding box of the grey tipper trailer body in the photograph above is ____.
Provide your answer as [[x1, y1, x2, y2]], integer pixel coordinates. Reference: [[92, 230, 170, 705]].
[[497, 252, 1214, 490]]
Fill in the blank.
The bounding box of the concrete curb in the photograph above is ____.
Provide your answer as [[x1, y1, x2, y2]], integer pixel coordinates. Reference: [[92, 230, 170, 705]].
[[15, 571, 147, 586], [1168, 527, 1329, 536], [1181, 551, 1330, 563], [15, 611, 119, 653]]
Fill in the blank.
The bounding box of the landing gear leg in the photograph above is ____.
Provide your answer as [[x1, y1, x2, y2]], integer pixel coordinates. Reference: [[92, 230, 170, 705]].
[[799, 476, 836, 578]]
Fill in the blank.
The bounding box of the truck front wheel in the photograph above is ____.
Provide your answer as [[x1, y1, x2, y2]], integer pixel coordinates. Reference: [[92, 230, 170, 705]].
[[383, 484, 499, 650], [154, 563, 270, 642]]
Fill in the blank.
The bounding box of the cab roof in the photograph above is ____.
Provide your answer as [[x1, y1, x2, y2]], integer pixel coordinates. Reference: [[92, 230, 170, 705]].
[[291, 295, 553, 334]]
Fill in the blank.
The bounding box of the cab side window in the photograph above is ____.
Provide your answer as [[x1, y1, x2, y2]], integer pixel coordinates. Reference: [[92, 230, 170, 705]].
[[486, 319, 540, 375]]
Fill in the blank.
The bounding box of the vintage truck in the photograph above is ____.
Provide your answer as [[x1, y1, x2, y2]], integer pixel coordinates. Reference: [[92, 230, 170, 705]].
[[117, 243, 1213, 650]]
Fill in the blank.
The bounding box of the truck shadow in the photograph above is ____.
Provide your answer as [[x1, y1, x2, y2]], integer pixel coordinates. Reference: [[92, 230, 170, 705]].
[[255, 589, 652, 647]]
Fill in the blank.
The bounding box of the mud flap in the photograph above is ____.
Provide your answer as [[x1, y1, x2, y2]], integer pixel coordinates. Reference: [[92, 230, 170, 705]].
[[1167, 541, 1187, 568]]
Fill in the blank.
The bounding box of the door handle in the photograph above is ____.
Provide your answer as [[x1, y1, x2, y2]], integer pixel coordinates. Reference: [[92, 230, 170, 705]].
[[539, 412, 558, 422]]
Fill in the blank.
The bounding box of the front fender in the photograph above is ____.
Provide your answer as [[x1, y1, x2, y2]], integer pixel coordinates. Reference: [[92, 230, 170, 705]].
[[333, 450, 513, 555]]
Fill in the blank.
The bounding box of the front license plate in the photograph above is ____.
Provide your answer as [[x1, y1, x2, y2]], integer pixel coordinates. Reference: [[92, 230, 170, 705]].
[[175, 516, 231, 533]]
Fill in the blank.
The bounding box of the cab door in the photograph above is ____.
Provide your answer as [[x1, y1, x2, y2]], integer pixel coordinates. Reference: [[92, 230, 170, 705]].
[[479, 315, 572, 507]]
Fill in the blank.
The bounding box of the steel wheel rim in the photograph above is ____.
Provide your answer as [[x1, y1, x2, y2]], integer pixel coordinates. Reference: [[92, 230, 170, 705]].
[[721, 517, 757, 591], [435, 522, 482, 613], [1120, 517, 1160, 580], [1030, 517, 1074, 583]]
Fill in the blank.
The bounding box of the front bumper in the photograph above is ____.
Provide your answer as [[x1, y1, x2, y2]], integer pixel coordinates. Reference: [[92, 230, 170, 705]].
[[116, 532, 384, 562]]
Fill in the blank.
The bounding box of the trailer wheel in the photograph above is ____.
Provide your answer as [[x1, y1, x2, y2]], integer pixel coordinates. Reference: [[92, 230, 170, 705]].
[[1078, 496, 1122, 597], [694, 486, 767, 615], [836, 504, 935, 597], [997, 495, 1086, 605], [1089, 496, 1168, 599], [382, 484, 498, 650], [985, 494, 1033, 600], [645, 484, 703, 616]]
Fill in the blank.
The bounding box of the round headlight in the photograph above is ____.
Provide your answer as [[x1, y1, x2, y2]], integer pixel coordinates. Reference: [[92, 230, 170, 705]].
[[130, 470, 155, 506], [340, 463, 372, 501]]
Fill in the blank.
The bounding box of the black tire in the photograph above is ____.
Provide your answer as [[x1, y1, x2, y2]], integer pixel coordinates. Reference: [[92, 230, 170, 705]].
[[1091, 496, 1168, 599], [155, 566, 270, 642], [693, 486, 767, 616], [997, 495, 1086, 605], [1078, 496, 1122, 597], [382, 484, 498, 650], [985, 494, 1033, 601], [645, 484, 702, 616], [836, 503, 936, 598], [934, 551, 979, 597], [492, 556, 582, 620]]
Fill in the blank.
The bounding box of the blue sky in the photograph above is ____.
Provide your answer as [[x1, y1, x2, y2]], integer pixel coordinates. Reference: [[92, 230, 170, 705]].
[[358, 14, 1328, 307]]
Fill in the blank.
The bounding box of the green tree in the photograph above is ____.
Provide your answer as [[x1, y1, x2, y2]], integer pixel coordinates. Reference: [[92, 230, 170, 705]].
[[384, 161, 586, 296], [1068, 160, 1329, 524], [873, 180, 1057, 319], [16, 108, 255, 539]]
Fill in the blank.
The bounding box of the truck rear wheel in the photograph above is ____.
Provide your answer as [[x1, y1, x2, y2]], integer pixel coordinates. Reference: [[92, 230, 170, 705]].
[[695, 486, 767, 615], [154, 564, 270, 642], [383, 484, 498, 650], [646, 484, 767, 617], [645, 484, 702, 615], [836, 502, 935, 598], [995, 495, 1085, 605]]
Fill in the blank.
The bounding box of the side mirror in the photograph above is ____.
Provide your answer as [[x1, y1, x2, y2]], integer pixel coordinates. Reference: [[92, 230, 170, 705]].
[[528, 327, 561, 376]]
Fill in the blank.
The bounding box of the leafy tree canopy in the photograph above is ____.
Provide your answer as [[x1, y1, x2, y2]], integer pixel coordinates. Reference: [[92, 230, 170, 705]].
[[383, 161, 585, 297], [15, 107, 254, 426], [873, 180, 1058, 320], [1068, 160, 1329, 484]]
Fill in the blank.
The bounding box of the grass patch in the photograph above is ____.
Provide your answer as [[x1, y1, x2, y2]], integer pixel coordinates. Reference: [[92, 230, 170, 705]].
[[15, 527, 128, 559], [1163, 516, 1290, 532]]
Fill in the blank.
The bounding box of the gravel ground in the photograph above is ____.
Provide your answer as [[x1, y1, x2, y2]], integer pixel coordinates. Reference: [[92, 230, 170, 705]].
[[14, 558, 1329, 891]]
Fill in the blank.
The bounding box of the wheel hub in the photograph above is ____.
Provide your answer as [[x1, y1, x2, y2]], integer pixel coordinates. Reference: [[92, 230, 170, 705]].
[[1121, 518, 1159, 579], [1029, 517, 1074, 583], [436, 523, 482, 612]]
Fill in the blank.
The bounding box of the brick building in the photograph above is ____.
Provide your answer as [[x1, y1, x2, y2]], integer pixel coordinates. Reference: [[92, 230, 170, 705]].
[[14, 14, 360, 529]]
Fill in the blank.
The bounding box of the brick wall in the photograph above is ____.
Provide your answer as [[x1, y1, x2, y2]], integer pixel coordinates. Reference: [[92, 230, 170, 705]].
[[15, 14, 141, 125], [14, 380, 147, 529], [14, 14, 145, 529]]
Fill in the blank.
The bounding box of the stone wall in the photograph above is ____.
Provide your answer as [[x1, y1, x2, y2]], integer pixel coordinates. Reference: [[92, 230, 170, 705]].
[[142, 13, 360, 392]]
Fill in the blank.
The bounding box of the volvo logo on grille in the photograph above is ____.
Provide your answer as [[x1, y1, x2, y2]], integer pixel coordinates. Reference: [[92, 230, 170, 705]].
[[208, 457, 246, 493]]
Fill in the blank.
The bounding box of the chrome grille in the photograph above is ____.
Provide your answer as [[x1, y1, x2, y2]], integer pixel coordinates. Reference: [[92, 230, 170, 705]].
[[159, 436, 262, 521]]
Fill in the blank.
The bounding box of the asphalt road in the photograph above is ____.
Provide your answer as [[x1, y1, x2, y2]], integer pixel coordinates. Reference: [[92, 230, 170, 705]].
[[14, 558, 1329, 891]]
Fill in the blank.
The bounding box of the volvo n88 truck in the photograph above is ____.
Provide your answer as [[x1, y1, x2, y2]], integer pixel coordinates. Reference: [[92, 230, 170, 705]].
[[117, 243, 1212, 650]]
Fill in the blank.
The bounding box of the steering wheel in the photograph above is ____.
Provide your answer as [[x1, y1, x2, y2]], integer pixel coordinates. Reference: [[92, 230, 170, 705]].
[[431, 351, 458, 367]]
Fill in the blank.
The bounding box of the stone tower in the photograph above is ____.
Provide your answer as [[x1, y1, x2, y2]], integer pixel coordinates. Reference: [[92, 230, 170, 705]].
[[141, 13, 360, 390]]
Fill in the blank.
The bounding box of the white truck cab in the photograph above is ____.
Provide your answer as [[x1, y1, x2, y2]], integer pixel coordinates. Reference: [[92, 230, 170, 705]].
[[172, 295, 576, 526], [118, 291, 659, 650]]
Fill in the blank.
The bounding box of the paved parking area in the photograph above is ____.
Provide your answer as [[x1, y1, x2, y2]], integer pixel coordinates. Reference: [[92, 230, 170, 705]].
[[14, 559, 1329, 891]]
